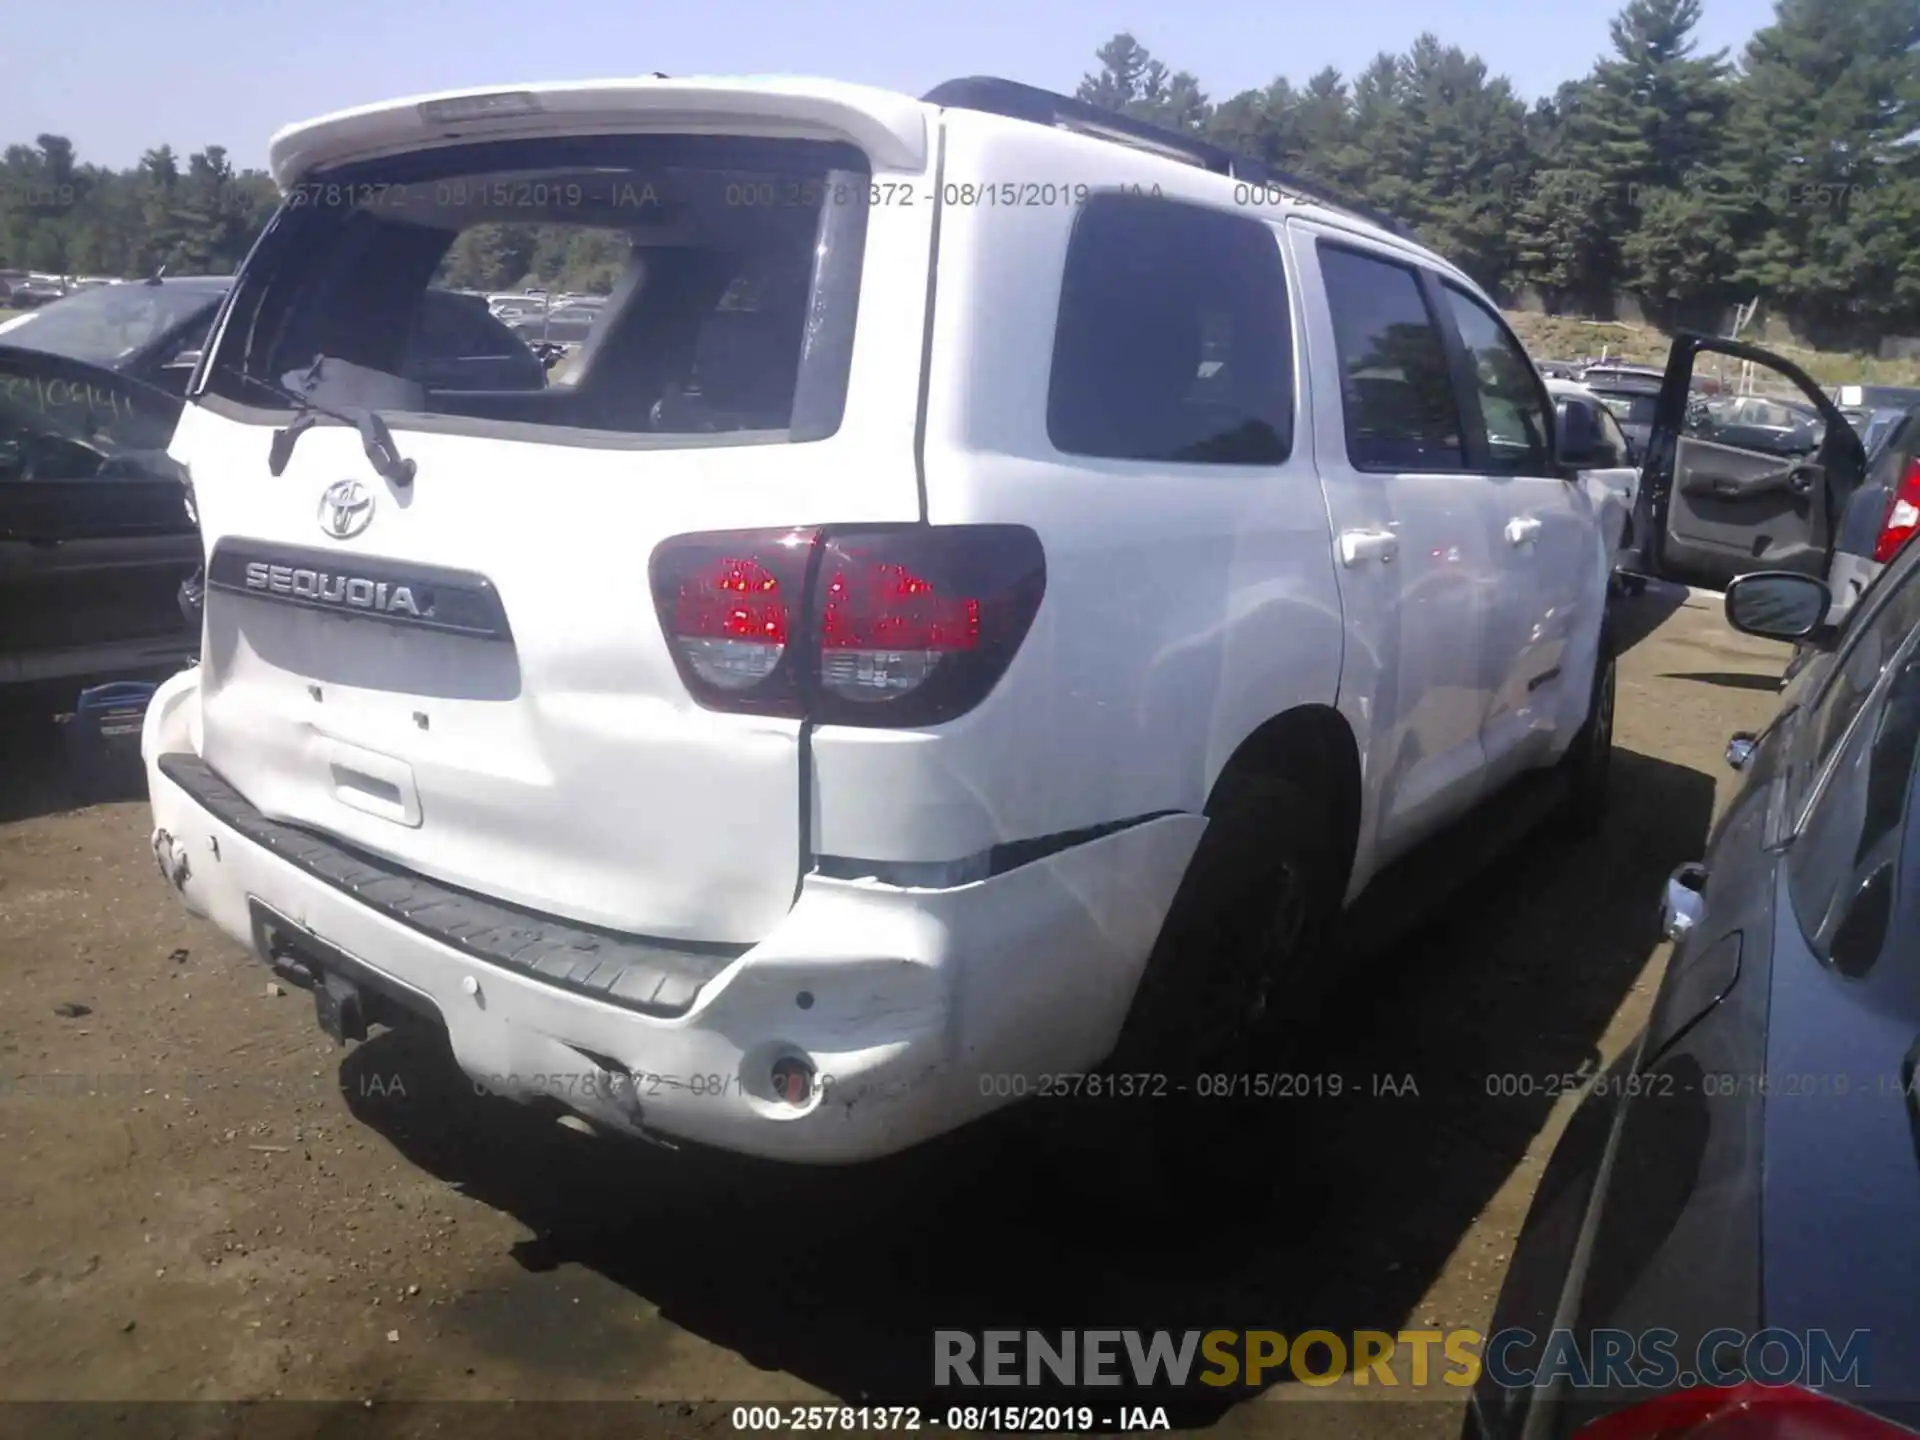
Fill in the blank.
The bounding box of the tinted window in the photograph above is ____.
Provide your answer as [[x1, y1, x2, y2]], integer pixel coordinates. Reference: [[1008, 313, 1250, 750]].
[[1442, 285, 1551, 471], [1789, 643, 1920, 975], [407, 291, 522, 362], [202, 135, 871, 444], [1048, 194, 1292, 465], [0, 354, 183, 481], [1317, 244, 1463, 472], [1593, 390, 1659, 429], [1794, 541, 1920, 818], [0, 284, 224, 369]]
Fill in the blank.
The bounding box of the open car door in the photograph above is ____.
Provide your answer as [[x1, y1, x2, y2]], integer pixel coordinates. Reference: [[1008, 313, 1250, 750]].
[[1643, 333, 1866, 589], [0, 344, 201, 686]]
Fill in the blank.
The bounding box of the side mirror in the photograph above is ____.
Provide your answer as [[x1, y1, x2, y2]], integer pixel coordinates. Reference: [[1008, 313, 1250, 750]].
[[1725, 571, 1832, 641], [1555, 398, 1611, 470]]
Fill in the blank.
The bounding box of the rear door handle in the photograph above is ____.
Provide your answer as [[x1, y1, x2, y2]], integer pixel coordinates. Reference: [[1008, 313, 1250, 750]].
[[1505, 516, 1543, 546], [1339, 529, 1400, 566]]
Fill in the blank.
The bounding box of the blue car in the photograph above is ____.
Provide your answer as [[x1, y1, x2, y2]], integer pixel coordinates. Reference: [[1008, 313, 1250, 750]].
[[1469, 540, 1920, 1439]]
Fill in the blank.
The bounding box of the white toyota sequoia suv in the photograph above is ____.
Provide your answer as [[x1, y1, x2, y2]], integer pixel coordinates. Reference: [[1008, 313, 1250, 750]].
[[143, 73, 1618, 1167]]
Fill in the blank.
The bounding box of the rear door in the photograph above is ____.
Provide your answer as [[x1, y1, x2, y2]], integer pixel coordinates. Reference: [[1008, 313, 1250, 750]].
[[177, 118, 933, 946], [1644, 334, 1866, 585], [1431, 281, 1599, 783], [0, 345, 199, 684], [1295, 228, 1492, 858]]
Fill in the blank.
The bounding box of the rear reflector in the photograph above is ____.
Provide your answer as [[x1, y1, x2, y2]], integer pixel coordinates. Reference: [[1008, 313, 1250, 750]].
[[1578, 1384, 1915, 1440], [650, 525, 1045, 726], [1874, 457, 1920, 564]]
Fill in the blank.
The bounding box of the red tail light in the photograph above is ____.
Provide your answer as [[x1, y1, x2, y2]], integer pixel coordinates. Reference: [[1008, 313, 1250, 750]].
[[1874, 457, 1920, 564], [1579, 1384, 1913, 1440], [650, 525, 1045, 726]]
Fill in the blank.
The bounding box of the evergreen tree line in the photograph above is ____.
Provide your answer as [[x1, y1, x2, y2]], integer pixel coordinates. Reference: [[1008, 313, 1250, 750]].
[[4, 0, 1916, 339], [1079, 0, 1920, 342]]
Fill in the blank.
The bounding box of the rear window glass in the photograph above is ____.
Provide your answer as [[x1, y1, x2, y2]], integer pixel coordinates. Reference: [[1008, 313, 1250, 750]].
[[1316, 243, 1464, 472], [1046, 193, 1293, 465], [1592, 391, 1658, 429], [201, 135, 872, 445], [0, 283, 223, 369]]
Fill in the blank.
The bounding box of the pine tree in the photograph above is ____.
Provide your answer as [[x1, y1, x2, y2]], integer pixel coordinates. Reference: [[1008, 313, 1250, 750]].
[[1513, 0, 1736, 311], [1725, 0, 1920, 334], [1076, 34, 1211, 133], [1513, 84, 1620, 302]]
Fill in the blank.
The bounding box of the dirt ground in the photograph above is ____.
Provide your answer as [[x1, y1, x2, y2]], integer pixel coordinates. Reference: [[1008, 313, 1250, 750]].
[[0, 583, 1794, 1440]]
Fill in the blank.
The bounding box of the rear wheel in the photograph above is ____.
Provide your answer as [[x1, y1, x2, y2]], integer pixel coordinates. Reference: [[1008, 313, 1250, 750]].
[[1023, 774, 1343, 1210]]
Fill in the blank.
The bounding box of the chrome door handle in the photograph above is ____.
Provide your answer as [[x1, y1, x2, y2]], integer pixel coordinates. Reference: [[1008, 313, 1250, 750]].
[[1339, 529, 1400, 567], [1505, 516, 1543, 546]]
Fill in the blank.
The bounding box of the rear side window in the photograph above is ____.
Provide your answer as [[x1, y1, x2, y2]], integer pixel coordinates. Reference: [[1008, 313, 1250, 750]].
[[1793, 546, 1920, 820], [1440, 285, 1551, 472], [1047, 194, 1292, 465], [1789, 640, 1920, 977], [1317, 244, 1464, 472], [202, 135, 872, 445]]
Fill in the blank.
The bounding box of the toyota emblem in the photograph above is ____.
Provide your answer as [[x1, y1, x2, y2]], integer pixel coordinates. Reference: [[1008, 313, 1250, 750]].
[[318, 479, 374, 540]]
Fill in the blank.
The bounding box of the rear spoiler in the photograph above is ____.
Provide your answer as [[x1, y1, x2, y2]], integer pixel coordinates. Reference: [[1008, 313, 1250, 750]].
[[268, 77, 930, 188]]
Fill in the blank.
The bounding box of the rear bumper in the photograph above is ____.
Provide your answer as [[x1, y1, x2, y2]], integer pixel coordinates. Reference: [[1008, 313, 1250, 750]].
[[141, 668, 1205, 1163]]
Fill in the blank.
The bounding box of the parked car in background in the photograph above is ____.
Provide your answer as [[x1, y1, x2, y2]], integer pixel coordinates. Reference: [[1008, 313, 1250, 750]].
[[1547, 376, 1642, 578], [1468, 546, 1920, 1440], [1836, 384, 1920, 461], [508, 302, 599, 349], [0, 275, 234, 397], [1, 276, 552, 398], [1826, 402, 1920, 621], [0, 342, 200, 692], [1835, 381, 1920, 412], [1641, 333, 1866, 603], [1576, 362, 1664, 465], [1, 278, 69, 311]]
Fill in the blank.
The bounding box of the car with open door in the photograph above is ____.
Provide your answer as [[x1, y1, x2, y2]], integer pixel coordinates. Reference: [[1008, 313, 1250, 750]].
[[1576, 363, 1665, 466], [0, 343, 201, 693], [1640, 334, 1867, 603], [1467, 545, 1920, 1440]]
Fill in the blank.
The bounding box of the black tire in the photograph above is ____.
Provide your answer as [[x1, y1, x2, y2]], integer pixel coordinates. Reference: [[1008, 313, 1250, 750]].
[[1019, 774, 1344, 1211], [1112, 773, 1340, 1071], [1558, 636, 1616, 838]]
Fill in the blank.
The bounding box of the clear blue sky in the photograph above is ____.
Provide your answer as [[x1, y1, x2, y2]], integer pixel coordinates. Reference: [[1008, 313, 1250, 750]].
[[6, 0, 1779, 172]]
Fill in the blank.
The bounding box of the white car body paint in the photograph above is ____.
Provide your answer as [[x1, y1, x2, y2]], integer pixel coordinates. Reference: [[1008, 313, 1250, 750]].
[[144, 75, 1609, 1163], [1547, 378, 1640, 573]]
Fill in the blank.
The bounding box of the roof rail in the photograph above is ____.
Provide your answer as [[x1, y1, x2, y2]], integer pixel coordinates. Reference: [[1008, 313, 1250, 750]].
[[919, 75, 1411, 238]]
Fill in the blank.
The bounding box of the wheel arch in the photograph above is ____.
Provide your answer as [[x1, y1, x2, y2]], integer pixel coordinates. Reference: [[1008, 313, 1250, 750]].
[[1205, 703, 1362, 898]]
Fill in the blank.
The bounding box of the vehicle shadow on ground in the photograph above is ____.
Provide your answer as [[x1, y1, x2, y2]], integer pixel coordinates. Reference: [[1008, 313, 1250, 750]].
[[0, 700, 148, 826], [1657, 671, 1785, 693], [1610, 582, 1689, 655], [342, 746, 1714, 1424]]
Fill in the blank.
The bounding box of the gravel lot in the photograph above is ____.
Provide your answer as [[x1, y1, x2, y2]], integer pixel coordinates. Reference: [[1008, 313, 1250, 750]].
[[0, 584, 1793, 1439]]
